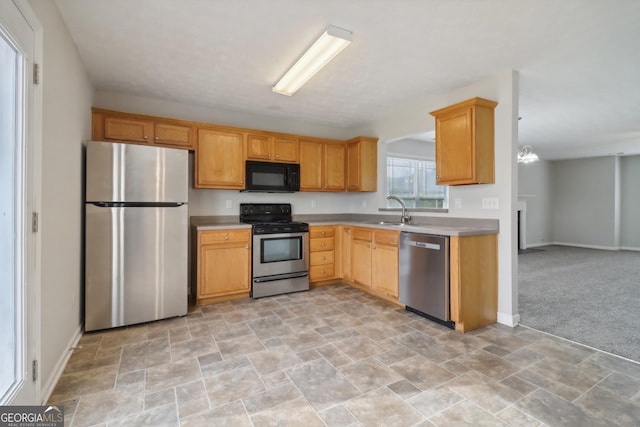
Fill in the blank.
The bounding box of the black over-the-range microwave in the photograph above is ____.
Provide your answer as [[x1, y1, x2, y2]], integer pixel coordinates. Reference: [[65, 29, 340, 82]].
[[243, 160, 300, 192]]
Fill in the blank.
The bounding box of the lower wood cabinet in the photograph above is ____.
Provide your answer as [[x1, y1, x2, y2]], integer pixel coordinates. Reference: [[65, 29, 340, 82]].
[[347, 227, 400, 300], [195, 228, 251, 304], [309, 226, 339, 283], [449, 234, 498, 332]]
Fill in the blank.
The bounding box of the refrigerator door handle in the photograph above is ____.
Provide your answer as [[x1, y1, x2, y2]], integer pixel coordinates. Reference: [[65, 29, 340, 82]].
[[90, 202, 186, 208]]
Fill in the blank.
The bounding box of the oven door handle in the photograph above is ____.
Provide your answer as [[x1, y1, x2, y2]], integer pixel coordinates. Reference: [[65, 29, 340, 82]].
[[253, 271, 309, 283]]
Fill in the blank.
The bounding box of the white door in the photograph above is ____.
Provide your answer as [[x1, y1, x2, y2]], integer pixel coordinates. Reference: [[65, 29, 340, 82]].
[[0, 0, 41, 405]]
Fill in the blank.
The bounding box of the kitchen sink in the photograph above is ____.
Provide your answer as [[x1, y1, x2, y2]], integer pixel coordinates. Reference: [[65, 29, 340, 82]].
[[368, 221, 412, 227]]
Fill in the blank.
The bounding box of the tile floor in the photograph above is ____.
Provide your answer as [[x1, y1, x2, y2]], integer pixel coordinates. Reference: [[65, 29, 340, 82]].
[[49, 285, 640, 426]]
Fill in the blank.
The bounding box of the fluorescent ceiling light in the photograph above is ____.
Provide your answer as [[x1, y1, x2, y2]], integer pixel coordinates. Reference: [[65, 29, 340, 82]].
[[273, 25, 352, 96]]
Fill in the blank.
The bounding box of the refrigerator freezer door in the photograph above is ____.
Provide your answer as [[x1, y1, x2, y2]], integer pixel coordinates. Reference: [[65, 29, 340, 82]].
[[86, 140, 188, 203], [85, 204, 188, 331]]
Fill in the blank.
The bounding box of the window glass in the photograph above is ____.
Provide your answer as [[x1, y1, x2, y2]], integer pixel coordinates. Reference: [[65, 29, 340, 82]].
[[386, 156, 447, 208]]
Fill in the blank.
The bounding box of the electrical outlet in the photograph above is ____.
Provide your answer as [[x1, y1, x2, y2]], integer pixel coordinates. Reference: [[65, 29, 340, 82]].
[[454, 198, 462, 209], [482, 197, 499, 209], [311, 200, 317, 208], [225, 200, 232, 209]]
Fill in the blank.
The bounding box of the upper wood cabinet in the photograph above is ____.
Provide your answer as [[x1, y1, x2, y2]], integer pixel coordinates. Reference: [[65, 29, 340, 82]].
[[346, 137, 378, 192], [299, 139, 345, 192], [246, 133, 299, 163], [92, 109, 195, 150], [195, 127, 245, 189], [429, 97, 497, 185]]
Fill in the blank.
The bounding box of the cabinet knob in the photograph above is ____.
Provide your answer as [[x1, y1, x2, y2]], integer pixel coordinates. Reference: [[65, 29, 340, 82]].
[[154, 136, 159, 140], [321, 256, 326, 261], [321, 231, 325, 235], [275, 154, 279, 158], [224, 235, 229, 240], [321, 270, 326, 274], [321, 242, 325, 247], [246, 244, 249, 249], [240, 180, 244, 184], [143, 135, 148, 139]]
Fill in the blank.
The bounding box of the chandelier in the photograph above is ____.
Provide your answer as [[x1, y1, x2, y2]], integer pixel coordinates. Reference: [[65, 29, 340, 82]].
[[517, 145, 540, 164]]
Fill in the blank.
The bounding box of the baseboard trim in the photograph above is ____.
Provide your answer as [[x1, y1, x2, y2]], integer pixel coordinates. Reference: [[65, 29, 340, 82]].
[[40, 323, 83, 404], [524, 242, 551, 248], [620, 246, 640, 252], [553, 242, 620, 251], [497, 312, 520, 327]]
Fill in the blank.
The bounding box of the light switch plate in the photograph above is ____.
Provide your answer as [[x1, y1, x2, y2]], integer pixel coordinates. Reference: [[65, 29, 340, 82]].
[[482, 197, 499, 209], [225, 200, 232, 209], [454, 198, 462, 209]]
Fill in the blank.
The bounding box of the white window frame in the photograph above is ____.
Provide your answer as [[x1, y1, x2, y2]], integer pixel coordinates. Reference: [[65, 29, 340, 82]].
[[385, 154, 448, 210]]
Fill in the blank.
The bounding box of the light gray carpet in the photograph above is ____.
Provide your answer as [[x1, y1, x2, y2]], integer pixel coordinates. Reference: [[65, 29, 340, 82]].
[[518, 245, 640, 362]]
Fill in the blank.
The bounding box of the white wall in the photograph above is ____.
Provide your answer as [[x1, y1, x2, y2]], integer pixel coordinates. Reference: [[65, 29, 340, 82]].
[[551, 156, 618, 248], [518, 160, 553, 246], [621, 155, 640, 249], [28, 0, 93, 400]]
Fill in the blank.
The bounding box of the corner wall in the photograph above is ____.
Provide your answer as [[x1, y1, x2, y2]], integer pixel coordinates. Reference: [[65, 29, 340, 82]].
[[28, 0, 94, 401], [518, 160, 553, 246]]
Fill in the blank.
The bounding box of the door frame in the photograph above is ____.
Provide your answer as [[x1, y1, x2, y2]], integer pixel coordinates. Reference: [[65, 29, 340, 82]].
[[0, 0, 43, 405]]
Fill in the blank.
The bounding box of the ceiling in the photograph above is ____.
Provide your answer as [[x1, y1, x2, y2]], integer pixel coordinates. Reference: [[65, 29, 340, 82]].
[[55, 0, 640, 160]]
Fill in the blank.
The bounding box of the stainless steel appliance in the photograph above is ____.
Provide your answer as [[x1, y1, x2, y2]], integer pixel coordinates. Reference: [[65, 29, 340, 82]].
[[399, 233, 453, 328], [84, 140, 188, 331], [244, 161, 300, 192], [240, 203, 309, 298]]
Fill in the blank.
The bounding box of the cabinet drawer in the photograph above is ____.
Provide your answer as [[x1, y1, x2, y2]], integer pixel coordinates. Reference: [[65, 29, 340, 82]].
[[374, 230, 399, 246], [352, 228, 372, 242], [310, 251, 334, 266], [310, 227, 335, 238], [199, 229, 250, 244], [310, 264, 335, 281], [310, 237, 334, 252]]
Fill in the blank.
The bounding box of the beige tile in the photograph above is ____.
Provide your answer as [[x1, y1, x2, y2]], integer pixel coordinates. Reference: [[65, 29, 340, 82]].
[[200, 355, 250, 377], [100, 327, 148, 348], [497, 407, 542, 427], [429, 400, 508, 426], [316, 344, 352, 367], [145, 358, 202, 393], [318, 404, 360, 427], [395, 331, 462, 363], [445, 371, 523, 413], [176, 380, 209, 418], [144, 388, 175, 411], [242, 383, 301, 414], [118, 337, 171, 374], [247, 347, 303, 375], [529, 357, 609, 392], [49, 365, 118, 403], [407, 386, 463, 417], [526, 338, 594, 365], [204, 366, 265, 408], [516, 368, 582, 401], [247, 315, 295, 338], [168, 325, 191, 343], [181, 401, 252, 427], [260, 370, 291, 389], [285, 358, 359, 411], [576, 386, 640, 426], [250, 397, 325, 427], [217, 334, 265, 358], [388, 379, 422, 399], [598, 371, 640, 399], [346, 386, 423, 426], [339, 357, 402, 392], [281, 330, 328, 352], [332, 335, 383, 360], [390, 355, 456, 390], [107, 402, 178, 427], [71, 382, 144, 427], [455, 349, 520, 380], [516, 389, 615, 427], [116, 370, 145, 388], [170, 335, 217, 361]]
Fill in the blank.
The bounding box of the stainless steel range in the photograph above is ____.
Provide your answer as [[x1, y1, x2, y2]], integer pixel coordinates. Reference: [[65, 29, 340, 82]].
[[240, 203, 309, 298]]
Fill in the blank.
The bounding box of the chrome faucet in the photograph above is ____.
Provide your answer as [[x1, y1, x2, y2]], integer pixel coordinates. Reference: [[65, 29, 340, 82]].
[[386, 195, 411, 223]]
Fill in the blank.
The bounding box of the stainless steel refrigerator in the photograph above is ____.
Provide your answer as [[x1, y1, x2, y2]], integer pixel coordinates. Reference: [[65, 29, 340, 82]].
[[84, 140, 188, 331]]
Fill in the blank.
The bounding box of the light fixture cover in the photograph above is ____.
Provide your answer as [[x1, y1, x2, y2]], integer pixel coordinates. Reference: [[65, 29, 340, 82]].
[[517, 145, 540, 163], [273, 25, 352, 96]]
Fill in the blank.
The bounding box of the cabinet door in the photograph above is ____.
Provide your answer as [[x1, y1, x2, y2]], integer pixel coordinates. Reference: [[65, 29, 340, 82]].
[[273, 136, 299, 163], [246, 134, 272, 161], [341, 227, 352, 281], [351, 233, 372, 287], [324, 143, 346, 191], [299, 140, 323, 190], [154, 123, 193, 148], [104, 117, 153, 143], [372, 243, 398, 297], [346, 142, 360, 190], [435, 108, 474, 184], [198, 241, 250, 298], [196, 128, 245, 189]]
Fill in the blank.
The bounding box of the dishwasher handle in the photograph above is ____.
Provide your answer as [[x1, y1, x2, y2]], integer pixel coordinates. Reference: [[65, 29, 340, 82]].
[[408, 241, 441, 250]]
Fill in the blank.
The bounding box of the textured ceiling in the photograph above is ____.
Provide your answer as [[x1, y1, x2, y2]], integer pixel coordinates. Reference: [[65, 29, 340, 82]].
[[55, 0, 640, 160]]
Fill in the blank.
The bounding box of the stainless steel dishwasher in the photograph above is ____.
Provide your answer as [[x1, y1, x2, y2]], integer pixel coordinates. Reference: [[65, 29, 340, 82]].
[[399, 233, 453, 328]]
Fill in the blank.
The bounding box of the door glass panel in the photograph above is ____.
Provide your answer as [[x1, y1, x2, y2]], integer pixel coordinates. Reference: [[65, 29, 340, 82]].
[[0, 31, 18, 399], [261, 237, 302, 263]]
